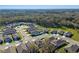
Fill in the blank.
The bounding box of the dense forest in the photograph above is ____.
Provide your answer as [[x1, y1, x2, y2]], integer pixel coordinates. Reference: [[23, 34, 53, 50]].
[[0, 9, 79, 29]]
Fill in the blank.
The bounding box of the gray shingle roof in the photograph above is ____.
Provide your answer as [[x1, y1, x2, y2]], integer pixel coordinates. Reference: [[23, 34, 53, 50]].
[[64, 32, 73, 37], [53, 40, 67, 48], [65, 45, 79, 53], [3, 28, 16, 35]]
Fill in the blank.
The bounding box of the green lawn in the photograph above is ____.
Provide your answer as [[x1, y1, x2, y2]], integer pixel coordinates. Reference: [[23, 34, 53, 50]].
[[56, 47, 66, 53], [0, 26, 4, 32]]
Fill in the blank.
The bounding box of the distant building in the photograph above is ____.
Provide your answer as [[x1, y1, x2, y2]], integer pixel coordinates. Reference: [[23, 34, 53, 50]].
[[51, 30, 73, 38], [64, 45, 79, 53], [16, 42, 28, 53], [34, 39, 44, 48], [15, 42, 27, 53], [27, 27, 45, 36], [26, 23, 35, 28], [64, 32, 73, 37], [15, 42, 23, 53], [12, 34, 20, 41], [58, 30, 65, 35], [4, 35, 12, 43], [51, 30, 58, 34], [47, 37, 56, 44], [3, 46, 16, 53], [21, 43, 28, 53], [51, 39, 68, 48], [3, 46, 11, 53], [3, 28, 16, 35]]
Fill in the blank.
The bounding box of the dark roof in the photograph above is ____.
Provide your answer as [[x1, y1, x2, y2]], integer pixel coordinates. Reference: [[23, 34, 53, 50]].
[[49, 37, 56, 41], [47, 37, 56, 44], [53, 40, 67, 48], [3, 28, 16, 35], [13, 35, 20, 41], [26, 23, 35, 28], [27, 28, 36, 32], [51, 30, 58, 34], [4, 37, 12, 43], [0, 39, 3, 44], [35, 40, 44, 48], [65, 45, 79, 53], [58, 31, 65, 35], [27, 27, 44, 36], [51, 23, 60, 27], [31, 31, 44, 36], [64, 32, 73, 37]]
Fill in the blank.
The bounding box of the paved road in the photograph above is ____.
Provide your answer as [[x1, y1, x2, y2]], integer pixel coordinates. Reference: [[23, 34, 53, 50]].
[[15, 26, 52, 43], [15, 26, 33, 42]]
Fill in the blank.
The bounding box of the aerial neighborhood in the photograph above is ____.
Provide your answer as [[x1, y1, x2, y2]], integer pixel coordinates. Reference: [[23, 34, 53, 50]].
[[0, 9, 79, 53]]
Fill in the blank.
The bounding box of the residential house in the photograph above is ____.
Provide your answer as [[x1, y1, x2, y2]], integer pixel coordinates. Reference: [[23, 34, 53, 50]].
[[64, 45, 79, 53], [51, 30, 58, 34], [51, 39, 68, 48], [58, 30, 65, 35], [3, 28, 16, 35], [12, 34, 20, 41], [15, 42, 23, 53], [4, 35, 12, 43], [34, 39, 45, 48], [64, 32, 73, 38]]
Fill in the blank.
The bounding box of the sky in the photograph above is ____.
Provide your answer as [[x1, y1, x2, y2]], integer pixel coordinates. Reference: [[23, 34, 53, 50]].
[[0, 5, 79, 9]]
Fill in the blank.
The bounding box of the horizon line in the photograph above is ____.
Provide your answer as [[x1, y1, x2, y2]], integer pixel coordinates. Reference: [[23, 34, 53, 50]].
[[0, 5, 79, 9]]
